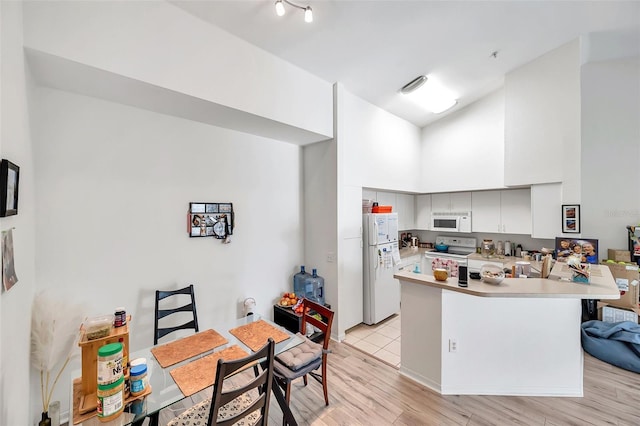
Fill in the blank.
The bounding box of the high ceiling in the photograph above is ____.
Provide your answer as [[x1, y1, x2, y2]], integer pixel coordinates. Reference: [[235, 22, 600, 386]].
[[172, 1, 640, 127]]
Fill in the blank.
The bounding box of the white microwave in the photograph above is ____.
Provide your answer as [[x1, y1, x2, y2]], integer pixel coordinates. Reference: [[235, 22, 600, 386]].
[[431, 212, 472, 233]]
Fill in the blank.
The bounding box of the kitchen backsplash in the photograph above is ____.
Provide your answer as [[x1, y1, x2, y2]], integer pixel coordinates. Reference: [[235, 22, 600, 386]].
[[402, 230, 554, 254]]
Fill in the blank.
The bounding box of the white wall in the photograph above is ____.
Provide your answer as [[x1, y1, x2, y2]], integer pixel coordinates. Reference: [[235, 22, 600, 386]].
[[581, 58, 640, 257], [303, 140, 338, 335], [32, 87, 304, 421], [23, 0, 333, 141], [345, 89, 421, 192], [504, 39, 581, 192], [420, 89, 505, 193], [0, 2, 37, 425]]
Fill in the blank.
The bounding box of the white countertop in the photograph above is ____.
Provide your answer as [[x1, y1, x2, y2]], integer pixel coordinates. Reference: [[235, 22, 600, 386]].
[[394, 262, 620, 300]]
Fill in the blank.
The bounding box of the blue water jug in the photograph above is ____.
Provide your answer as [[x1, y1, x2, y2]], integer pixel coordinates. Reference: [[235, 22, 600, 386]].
[[304, 269, 325, 305], [293, 266, 311, 298]]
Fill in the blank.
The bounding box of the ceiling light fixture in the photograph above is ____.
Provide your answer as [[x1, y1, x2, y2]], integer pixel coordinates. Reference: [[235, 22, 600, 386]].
[[400, 75, 458, 114], [275, 0, 313, 23]]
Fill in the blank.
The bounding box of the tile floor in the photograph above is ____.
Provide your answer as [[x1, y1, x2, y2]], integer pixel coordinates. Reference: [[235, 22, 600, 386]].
[[342, 312, 401, 368]]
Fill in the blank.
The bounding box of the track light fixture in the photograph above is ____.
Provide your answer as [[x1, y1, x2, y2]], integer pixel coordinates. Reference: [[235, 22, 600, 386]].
[[275, 0, 313, 23]]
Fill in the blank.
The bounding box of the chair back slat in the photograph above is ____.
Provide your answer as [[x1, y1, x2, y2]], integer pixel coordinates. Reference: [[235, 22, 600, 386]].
[[301, 298, 334, 350], [208, 338, 275, 426], [154, 284, 199, 344]]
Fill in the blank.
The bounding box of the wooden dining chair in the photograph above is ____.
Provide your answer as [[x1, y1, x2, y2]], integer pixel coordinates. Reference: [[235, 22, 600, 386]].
[[167, 338, 276, 426], [154, 284, 199, 345], [273, 298, 334, 407]]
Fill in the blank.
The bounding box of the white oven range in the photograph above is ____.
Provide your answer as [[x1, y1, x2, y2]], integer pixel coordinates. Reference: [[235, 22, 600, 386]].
[[424, 236, 476, 277]]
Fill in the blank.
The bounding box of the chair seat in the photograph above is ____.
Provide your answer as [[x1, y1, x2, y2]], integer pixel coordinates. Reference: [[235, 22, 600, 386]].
[[275, 333, 323, 371], [273, 356, 322, 381], [167, 391, 260, 426]]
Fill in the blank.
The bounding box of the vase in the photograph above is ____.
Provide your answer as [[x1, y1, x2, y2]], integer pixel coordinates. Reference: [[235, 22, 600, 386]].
[[39, 412, 51, 426]]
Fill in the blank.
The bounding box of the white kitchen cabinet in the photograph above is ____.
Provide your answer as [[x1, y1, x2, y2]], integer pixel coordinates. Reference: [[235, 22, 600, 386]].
[[501, 189, 531, 234], [397, 193, 415, 230], [415, 194, 432, 230], [531, 183, 562, 239], [431, 192, 472, 213], [471, 189, 531, 235], [472, 191, 502, 232], [362, 189, 377, 202], [376, 191, 396, 209]]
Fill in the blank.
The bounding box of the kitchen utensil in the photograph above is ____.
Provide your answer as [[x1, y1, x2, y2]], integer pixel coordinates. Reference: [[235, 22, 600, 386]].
[[435, 243, 449, 252], [411, 237, 419, 247]]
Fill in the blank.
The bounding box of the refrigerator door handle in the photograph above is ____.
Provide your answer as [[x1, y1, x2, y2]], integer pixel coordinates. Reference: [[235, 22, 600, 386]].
[[373, 220, 378, 245]]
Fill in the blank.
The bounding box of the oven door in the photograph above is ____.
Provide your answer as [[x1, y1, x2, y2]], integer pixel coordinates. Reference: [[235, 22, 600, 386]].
[[431, 214, 459, 232]]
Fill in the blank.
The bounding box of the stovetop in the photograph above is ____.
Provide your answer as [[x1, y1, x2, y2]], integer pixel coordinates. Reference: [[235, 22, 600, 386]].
[[433, 236, 477, 257]]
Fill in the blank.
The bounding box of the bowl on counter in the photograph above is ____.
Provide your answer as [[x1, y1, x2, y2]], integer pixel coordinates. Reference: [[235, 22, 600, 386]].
[[434, 244, 449, 252], [480, 264, 505, 285]]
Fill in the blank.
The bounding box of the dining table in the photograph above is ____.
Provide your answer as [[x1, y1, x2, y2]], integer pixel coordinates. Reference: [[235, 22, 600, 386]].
[[69, 314, 303, 426]]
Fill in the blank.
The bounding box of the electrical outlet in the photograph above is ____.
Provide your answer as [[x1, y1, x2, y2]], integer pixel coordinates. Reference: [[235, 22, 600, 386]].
[[449, 339, 458, 353], [327, 251, 336, 263]]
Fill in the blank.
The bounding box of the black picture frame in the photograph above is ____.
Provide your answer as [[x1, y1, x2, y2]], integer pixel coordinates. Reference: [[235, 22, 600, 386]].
[[0, 160, 19, 217], [561, 204, 580, 233]]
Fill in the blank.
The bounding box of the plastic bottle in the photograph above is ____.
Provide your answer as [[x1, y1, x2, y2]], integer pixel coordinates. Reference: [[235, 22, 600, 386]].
[[304, 269, 325, 305], [293, 266, 311, 298]]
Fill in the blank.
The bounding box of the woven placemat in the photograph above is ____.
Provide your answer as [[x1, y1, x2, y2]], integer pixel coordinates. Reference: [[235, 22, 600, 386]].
[[170, 345, 249, 397], [151, 329, 228, 368], [228, 319, 290, 352]]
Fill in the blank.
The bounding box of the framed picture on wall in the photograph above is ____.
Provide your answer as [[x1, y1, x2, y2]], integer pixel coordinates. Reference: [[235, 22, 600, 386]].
[[0, 159, 19, 217], [561, 204, 580, 233]]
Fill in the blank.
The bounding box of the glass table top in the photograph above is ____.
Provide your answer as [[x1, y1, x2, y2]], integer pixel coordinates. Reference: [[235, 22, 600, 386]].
[[70, 314, 303, 426]]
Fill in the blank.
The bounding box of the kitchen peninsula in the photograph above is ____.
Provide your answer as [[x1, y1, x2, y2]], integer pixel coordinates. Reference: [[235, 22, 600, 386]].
[[394, 263, 620, 397]]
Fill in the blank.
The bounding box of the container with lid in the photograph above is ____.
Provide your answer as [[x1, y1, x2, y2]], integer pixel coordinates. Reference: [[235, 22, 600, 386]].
[[130, 364, 148, 397], [481, 240, 495, 258], [84, 315, 113, 340], [97, 375, 124, 422], [114, 308, 127, 327], [97, 342, 123, 385]]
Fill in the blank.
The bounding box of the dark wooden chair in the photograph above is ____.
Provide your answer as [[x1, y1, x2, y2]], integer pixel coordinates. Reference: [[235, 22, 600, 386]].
[[273, 298, 334, 408], [154, 284, 199, 345], [167, 338, 276, 426]]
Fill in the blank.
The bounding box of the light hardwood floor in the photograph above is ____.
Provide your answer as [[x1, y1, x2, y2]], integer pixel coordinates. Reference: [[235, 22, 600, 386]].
[[158, 340, 640, 426]]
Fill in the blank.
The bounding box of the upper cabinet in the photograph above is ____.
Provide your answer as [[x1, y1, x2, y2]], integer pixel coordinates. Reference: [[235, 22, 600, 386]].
[[472, 189, 531, 235], [396, 193, 415, 230], [531, 183, 562, 239], [376, 191, 397, 209], [363, 190, 415, 230], [415, 195, 432, 230], [431, 192, 472, 213]]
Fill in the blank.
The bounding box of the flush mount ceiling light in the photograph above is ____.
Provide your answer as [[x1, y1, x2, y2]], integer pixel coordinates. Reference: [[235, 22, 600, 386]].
[[275, 0, 313, 23], [400, 75, 458, 114]]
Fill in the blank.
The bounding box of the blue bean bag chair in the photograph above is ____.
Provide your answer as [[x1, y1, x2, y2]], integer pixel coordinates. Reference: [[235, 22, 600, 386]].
[[581, 320, 640, 373]]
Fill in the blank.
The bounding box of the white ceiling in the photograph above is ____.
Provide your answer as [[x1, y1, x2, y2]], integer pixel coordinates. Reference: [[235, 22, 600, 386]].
[[172, 0, 640, 127]]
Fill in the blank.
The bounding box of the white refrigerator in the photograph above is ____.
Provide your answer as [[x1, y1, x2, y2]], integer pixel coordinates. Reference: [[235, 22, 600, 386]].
[[363, 213, 400, 325]]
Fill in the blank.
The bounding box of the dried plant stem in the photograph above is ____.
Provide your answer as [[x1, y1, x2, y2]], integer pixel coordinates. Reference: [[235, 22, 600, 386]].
[[40, 370, 46, 412], [46, 354, 72, 411]]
